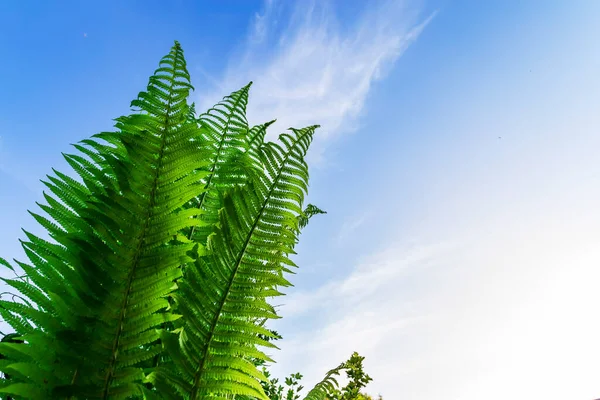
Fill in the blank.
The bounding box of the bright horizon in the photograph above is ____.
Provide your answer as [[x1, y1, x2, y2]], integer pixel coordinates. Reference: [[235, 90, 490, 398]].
[[1, 1, 600, 399]]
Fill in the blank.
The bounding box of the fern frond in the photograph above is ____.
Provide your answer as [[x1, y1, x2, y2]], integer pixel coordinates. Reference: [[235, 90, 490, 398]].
[[0, 40, 331, 400], [0, 41, 210, 399], [186, 102, 197, 123], [301, 363, 345, 400], [149, 125, 319, 399], [188, 83, 253, 244], [246, 120, 276, 166], [297, 204, 327, 231]]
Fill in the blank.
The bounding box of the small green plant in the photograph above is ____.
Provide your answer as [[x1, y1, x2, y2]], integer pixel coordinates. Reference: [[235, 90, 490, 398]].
[[326, 352, 375, 400], [257, 351, 381, 400], [0, 41, 377, 400]]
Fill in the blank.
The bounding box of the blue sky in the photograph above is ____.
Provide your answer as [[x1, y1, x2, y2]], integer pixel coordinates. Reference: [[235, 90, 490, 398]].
[[2, 1, 600, 399]]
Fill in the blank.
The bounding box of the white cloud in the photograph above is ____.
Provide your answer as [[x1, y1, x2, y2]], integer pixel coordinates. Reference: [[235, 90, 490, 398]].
[[271, 209, 600, 399], [196, 0, 434, 165], [249, 0, 276, 44], [268, 240, 456, 395]]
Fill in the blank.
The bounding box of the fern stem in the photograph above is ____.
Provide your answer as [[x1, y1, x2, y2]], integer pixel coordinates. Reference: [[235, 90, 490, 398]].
[[101, 56, 178, 400]]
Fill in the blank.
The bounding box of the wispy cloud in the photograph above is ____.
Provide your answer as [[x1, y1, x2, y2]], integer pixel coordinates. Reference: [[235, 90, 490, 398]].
[[268, 240, 457, 395], [273, 208, 600, 399], [248, 0, 279, 44], [196, 0, 434, 164], [280, 240, 456, 317], [192, 0, 435, 394]]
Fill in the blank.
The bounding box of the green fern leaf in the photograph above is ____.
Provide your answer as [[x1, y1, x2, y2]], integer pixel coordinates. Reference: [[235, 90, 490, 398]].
[[0, 41, 211, 399], [301, 363, 345, 400], [188, 83, 253, 245], [246, 119, 276, 166], [152, 125, 319, 399], [297, 204, 327, 231]]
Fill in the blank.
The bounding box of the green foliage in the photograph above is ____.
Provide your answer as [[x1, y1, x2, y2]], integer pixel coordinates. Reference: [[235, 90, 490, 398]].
[[256, 351, 379, 400], [325, 353, 374, 400], [297, 205, 326, 231], [259, 369, 304, 400], [0, 41, 370, 400]]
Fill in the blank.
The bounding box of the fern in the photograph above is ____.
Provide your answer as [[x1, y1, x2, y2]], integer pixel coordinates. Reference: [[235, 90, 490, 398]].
[[297, 204, 326, 232], [0, 41, 208, 399], [246, 120, 276, 167], [0, 41, 367, 400], [301, 363, 345, 400], [188, 83, 253, 247], [147, 126, 318, 399]]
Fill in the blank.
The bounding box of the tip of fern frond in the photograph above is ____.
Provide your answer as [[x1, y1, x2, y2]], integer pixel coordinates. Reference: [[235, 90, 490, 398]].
[[0, 257, 14, 272], [287, 124, 321, 132]]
